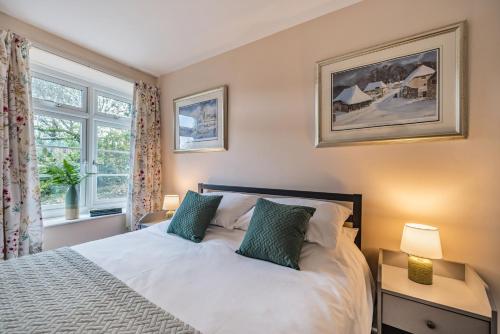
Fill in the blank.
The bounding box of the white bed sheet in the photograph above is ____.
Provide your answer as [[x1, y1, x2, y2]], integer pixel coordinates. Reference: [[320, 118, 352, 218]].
[[73, 221, 374, 334]]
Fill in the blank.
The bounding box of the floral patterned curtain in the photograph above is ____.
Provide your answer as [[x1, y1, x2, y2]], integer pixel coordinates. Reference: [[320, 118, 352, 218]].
[[0, 31, 43, 260], [127, 81, 161, 230]]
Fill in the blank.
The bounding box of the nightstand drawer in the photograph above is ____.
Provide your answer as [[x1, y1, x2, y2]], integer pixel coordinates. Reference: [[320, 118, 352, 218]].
[[382, 293, 490, 334]]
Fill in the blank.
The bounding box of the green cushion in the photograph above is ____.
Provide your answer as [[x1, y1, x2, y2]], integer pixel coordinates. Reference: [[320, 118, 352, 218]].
[[236, 198, 316, 270], [167, 190, 223, 243]]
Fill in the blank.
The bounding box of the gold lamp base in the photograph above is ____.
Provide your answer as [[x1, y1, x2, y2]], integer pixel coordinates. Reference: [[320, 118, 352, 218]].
[[408, 255, 433, 285], [166, 210, 175, 219]]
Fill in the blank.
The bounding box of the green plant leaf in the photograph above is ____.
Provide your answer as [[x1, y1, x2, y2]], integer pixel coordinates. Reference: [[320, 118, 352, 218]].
[[42, 159, 92, 186]]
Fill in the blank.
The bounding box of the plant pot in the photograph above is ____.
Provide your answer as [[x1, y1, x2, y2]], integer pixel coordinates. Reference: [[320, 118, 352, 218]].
[[65, 185, 79, 220]]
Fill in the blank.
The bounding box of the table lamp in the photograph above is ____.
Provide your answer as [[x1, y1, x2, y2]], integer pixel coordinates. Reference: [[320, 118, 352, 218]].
[[400, 223, 442, 285], [163, 195, 180, 219]]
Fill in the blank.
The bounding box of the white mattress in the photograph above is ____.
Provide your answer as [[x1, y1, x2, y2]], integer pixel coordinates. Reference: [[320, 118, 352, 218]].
[[73, 221, 374, 334]]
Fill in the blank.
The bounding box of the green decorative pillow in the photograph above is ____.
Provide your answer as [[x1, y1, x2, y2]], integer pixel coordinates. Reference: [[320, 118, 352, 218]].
[[236, 198, 316, 270], [167, 190, 223, 243]]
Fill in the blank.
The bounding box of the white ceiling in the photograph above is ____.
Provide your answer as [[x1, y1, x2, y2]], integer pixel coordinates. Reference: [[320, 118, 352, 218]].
[[0, 0, 360, 76]]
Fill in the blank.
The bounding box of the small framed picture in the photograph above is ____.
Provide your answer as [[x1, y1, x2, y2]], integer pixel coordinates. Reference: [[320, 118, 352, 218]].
[[174, 86, 228, 152], [315, 22, 466, 146]]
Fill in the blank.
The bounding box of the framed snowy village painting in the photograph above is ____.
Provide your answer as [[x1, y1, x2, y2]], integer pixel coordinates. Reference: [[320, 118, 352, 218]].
[[315, 22, 466, 146], [174, 86, 227, 152]]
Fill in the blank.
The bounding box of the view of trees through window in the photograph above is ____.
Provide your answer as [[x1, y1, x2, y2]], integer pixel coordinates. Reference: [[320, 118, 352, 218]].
[[32, 72, 132, 211], [96, 125, 130, 200], [97, 95, 131, 117], [35, 114, 82, 205], [32, 77, 83, 108]]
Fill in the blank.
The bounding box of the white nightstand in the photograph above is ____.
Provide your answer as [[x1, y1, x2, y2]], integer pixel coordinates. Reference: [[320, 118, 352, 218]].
[[137, 210, 169, 229], [138, 221, 160, 229], [377, 249, 497, 334]]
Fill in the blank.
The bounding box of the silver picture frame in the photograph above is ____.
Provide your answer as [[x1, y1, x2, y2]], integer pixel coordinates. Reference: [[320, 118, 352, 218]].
[[315, 21, 467, 147], [173, 85, 228, 153]]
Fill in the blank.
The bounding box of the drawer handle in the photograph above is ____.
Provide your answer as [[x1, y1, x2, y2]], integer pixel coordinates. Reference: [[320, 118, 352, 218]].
[[426, 320, 436, 329]]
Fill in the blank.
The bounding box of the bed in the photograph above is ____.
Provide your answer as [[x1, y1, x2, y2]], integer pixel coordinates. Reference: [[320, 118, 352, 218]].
[[1, 184, 374, 334]]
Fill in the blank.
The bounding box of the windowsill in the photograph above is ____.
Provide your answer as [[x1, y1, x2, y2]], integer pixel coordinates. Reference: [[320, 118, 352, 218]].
[[43, 212, 126, 228]]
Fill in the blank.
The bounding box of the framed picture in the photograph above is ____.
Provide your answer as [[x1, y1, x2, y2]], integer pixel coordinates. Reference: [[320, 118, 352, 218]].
[[174, 86, 227, 152], [315, 22, 466, 146]]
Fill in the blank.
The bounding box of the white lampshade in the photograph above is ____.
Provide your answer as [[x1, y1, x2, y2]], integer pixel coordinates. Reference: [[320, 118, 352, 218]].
[[400, 223, 442, 259], [162, 195, 180, 211]]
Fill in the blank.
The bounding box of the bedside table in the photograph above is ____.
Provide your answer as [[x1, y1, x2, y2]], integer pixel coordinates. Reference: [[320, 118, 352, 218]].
[[377, 249, 497, 334], [138, 221, 160, 229], [137, 210, 169, 229]]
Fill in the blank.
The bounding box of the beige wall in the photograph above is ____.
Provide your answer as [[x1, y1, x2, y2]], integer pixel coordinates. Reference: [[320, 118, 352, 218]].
[[0, 11, 157, 85], [160, 0, 500, 316], [43, 215, 126, 251]]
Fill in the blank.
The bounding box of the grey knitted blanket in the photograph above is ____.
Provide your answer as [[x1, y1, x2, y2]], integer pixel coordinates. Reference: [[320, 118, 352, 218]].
[[0, 248, 200, 334]]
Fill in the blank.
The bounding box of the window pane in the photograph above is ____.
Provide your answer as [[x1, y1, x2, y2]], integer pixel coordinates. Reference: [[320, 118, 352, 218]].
[[32, 77, 83, 108], [34, 114, 81, 148], [96, 124, 131, 202], [97, 95, 131, 117], [36, 146, 81, 169], [39, 177, 68, 206], [97, 175, 128, 200], [34, 114, 82, 206], [97, 126, 131, 151], [97, 151, 130, 174]]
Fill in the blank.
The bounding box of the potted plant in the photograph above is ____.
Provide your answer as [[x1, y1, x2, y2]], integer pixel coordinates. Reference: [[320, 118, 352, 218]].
[[43, 159, 92, 220]]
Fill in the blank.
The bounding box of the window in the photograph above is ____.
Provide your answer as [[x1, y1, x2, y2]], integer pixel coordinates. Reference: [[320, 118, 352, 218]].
[[96, 92, 132, 118], [32, 75, 85, 110], [35, 114, 83, 206], [95, 124, 130, 202], [31, 65, 133, 217]]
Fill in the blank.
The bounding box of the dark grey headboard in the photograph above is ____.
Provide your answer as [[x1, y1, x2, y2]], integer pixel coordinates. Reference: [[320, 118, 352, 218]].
[[198, 183, 362, 249]]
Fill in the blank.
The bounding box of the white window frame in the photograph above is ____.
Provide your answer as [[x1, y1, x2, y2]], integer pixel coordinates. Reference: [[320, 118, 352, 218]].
[[32, 72, 87, 113], [34, 111, 87, 212], [94, 89, 133, 120], [92, 120, 131, 208], [31, 64, 133, 218]]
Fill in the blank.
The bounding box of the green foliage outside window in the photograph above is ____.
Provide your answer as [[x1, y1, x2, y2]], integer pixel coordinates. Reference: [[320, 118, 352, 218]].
[[32, 75, 132, 208], [96, 125, 131, 200], [32, 77, 83, 108], [34, 115, 131, 205], [35, 114, 81, 205]]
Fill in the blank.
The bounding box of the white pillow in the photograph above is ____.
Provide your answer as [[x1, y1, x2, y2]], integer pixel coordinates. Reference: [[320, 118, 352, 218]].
[[342, 227, 359, 242], [234, 197, 352, 249], [204, 192, 259, 229]]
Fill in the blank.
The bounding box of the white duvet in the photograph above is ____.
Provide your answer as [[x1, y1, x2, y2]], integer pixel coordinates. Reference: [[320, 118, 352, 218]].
[[73, 221, 374, 334]]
